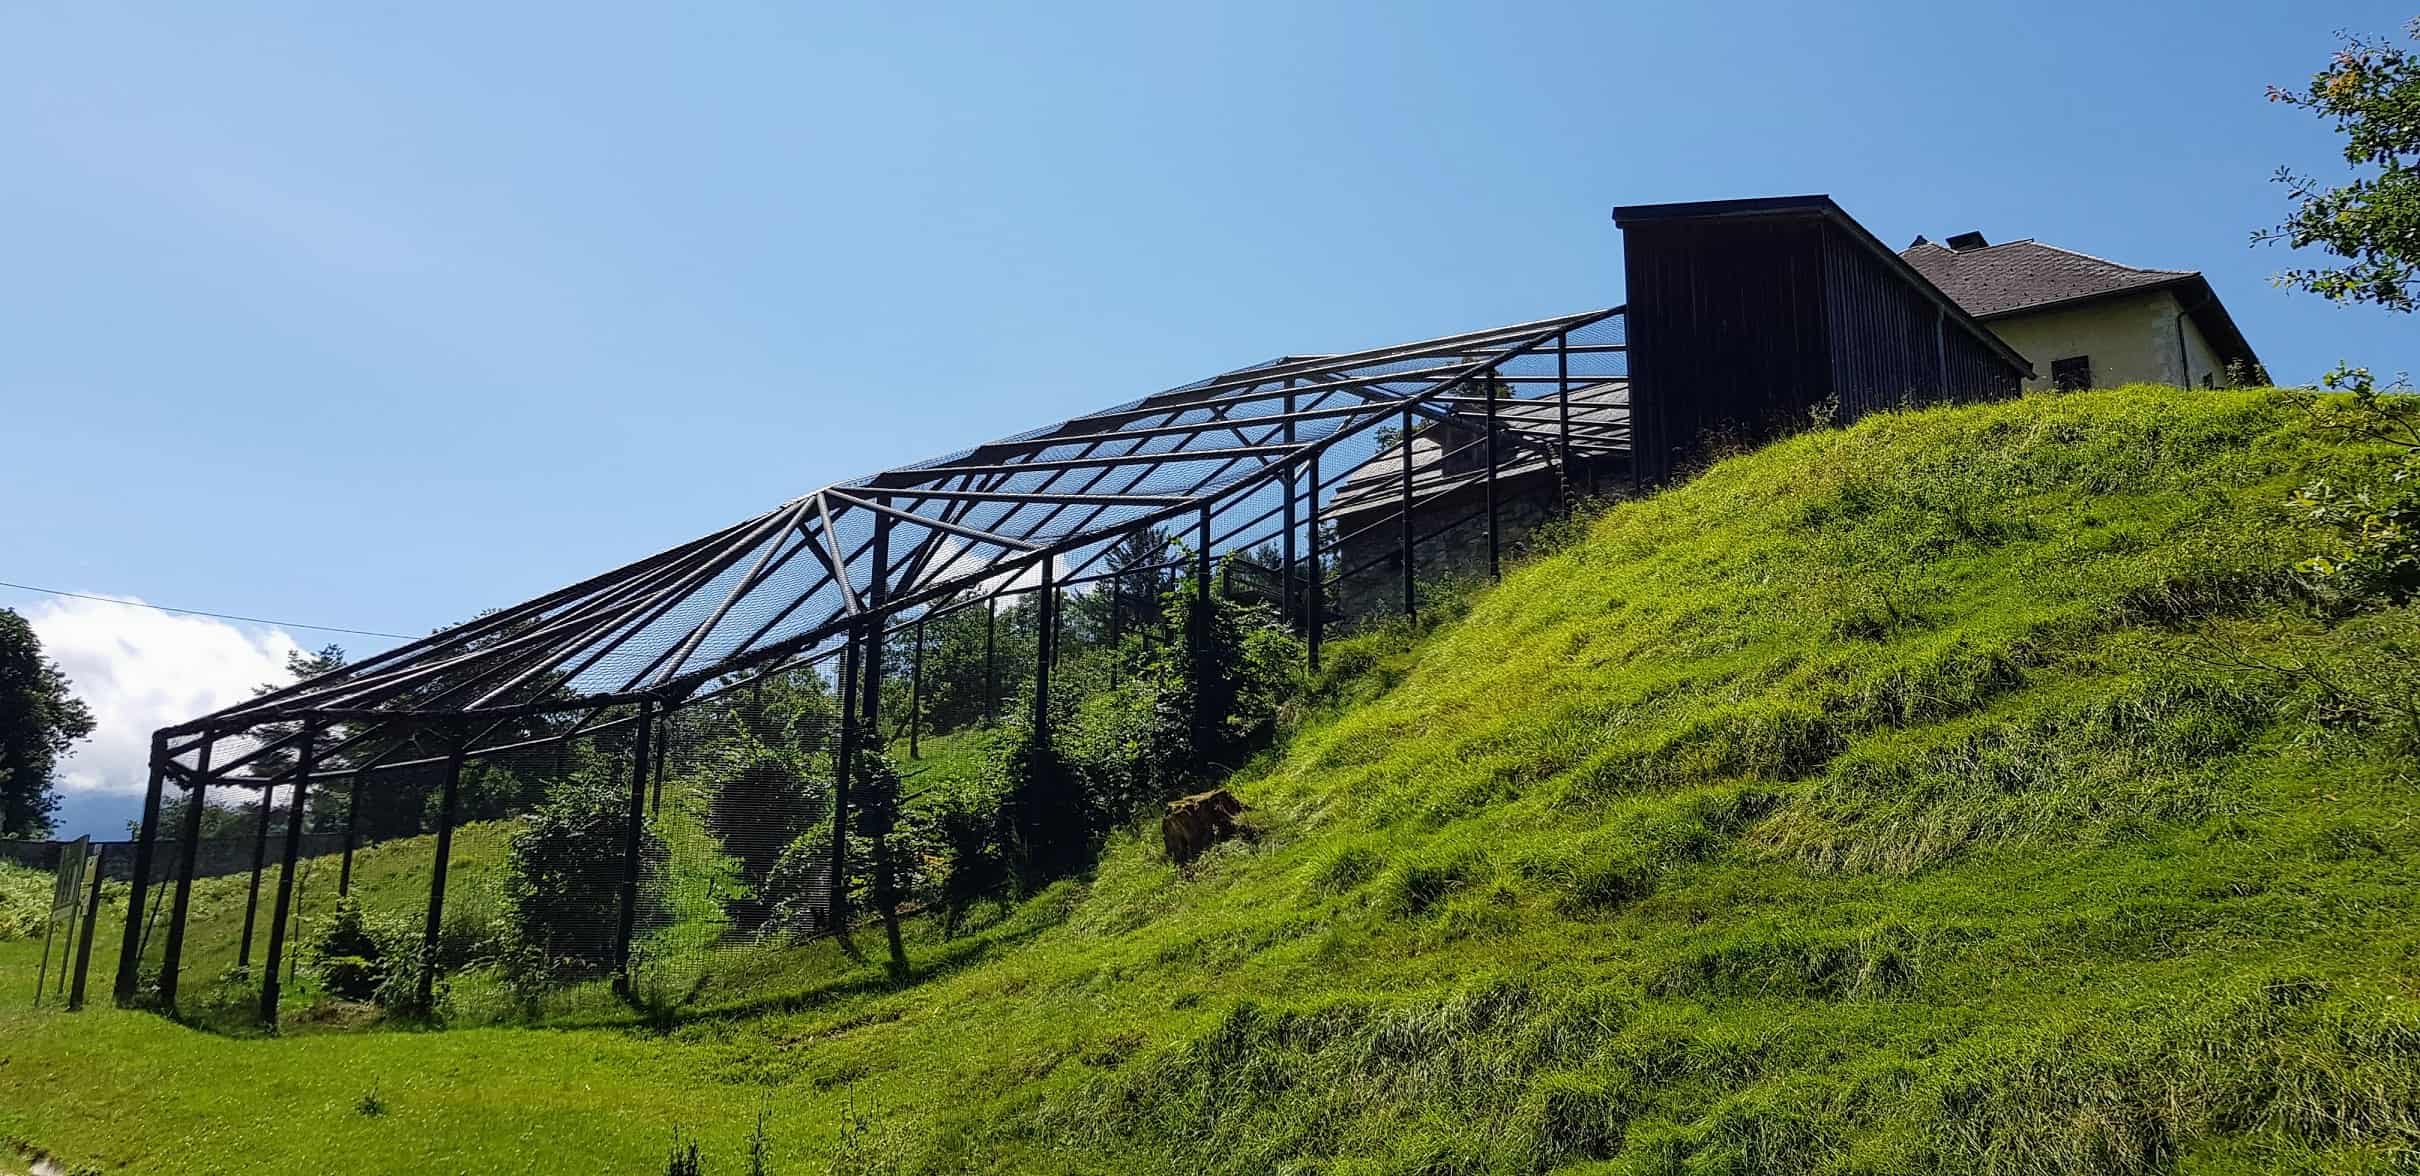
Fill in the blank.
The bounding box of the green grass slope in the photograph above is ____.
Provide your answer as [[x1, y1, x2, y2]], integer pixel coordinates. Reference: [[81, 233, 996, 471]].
[[6, 387, 2419, 1175]]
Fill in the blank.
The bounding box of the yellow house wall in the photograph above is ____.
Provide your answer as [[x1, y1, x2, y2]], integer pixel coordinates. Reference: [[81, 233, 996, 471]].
[[1984, 289, 2230, 391]]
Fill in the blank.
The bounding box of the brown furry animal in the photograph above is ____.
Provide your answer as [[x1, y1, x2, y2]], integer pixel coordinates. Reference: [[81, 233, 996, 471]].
[[1162, 789, 1246, 864]]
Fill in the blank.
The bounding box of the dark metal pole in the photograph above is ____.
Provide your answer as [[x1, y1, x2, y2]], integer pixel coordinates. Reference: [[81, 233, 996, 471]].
[[654, 707, 671, 798], [1557, 333, 1575, 499], [68, 844, 106, 1010], [238, 768, 274, 970], [260, 721, 317, 1025], [158, 736, 213, 1011], [339, 759, 363, 897], [1032, 560, 1055, 752], [1107, 576, 1122, 687], [1486, 370, 1502, 582], [419, 733, 469, 1012], [610, 700, 654, 990], [1282, 388, 1298, 627], [908, 619, 925, 759], [1306, 450, 1324, 673], [828, 631, 860, 931], [864, 515, 890, 747], [1401, 405, 1417, 621], [983, 596, 998, 726], [113, 734, 169, 1005]]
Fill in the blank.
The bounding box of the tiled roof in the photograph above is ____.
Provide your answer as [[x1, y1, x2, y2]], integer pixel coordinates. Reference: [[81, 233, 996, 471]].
[[1900, 238, 2195, 319]]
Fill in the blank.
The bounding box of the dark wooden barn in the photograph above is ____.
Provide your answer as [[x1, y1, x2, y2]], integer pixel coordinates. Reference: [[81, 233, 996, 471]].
[[1615, 194, 2032, 483]]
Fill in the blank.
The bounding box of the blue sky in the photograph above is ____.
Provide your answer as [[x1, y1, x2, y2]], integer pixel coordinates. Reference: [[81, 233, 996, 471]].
[[4, 0, 2414, 836]]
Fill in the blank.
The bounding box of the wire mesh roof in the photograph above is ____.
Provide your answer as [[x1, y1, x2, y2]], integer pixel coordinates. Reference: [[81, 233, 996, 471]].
[[167, 306, 1627, 782]]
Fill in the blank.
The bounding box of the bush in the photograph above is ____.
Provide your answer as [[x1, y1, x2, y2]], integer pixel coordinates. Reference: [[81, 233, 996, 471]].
[[306, 896, 404, 1002], [503, 771, 667, 978]]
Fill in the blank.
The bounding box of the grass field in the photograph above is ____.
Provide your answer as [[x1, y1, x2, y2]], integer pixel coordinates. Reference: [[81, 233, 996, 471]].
[[6, 386, 2420, 1174]]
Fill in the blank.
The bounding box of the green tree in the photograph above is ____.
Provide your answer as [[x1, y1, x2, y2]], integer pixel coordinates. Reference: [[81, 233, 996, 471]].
[[0, 608, 96, 837], [2257, 19, 2420, 311]]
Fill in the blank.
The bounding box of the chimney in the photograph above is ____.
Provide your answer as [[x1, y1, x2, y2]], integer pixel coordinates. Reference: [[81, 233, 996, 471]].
[[1945, 231, 1989, 252]]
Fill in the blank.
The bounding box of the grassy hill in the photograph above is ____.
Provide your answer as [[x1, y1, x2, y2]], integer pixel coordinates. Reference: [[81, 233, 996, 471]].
[[5, 386, 2419, 1174]]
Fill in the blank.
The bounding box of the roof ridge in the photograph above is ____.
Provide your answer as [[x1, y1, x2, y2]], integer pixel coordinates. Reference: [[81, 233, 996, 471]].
[[2015, 238, 2195, 277]]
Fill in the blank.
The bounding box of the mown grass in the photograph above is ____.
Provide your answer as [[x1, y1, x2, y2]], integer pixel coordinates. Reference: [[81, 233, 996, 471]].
[[7, 387, 2420, 1174]]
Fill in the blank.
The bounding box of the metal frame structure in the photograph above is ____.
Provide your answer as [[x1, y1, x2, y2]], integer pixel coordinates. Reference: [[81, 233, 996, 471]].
[[110, 306, 1632, 1018]]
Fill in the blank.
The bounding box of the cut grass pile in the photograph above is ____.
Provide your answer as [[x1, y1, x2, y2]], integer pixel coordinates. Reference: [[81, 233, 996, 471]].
[[5, 387, 2419, 1174]]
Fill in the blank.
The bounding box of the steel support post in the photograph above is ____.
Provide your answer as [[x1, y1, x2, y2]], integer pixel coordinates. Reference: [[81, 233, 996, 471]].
[[908, 619, 925, 759], [1306, 450, 1324, 673], [238, 771, 274, 969], [1401, 406, 1417, 620], [158, 736, 213, 1010], [1282, 389, 1298, 628], [1557, 333, 1574, 500], [339, 761, 363, 897], [420, 734, 469, 1012], [983, 596, 998, 725], [1486, 371, 1502, 582], [260, 721, 317, 1025], [1032, 560, 1055, 752], [651, 703, 669, 813], [113, 734, 169, 1004], [609, 700, 654, 991], [828, 635, 860, 931]]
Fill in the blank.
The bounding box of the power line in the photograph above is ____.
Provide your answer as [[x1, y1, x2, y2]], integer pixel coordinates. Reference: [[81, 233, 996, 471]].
[[0, 579, 413, 641]]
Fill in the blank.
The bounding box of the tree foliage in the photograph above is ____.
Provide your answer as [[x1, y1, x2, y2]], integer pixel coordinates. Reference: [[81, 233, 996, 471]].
[[0, 608, 95, 837], [2257, 19, 2420, 311], [503, 770, 666, 976], [2292, 366, 2420, 606]]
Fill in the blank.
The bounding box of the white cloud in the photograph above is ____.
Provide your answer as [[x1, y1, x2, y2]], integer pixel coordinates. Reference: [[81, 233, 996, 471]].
[[24, 596, 302, 795]]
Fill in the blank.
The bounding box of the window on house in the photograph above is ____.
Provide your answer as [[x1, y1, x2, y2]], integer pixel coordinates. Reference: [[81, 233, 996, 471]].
[[2051, 355, 2092, 392]]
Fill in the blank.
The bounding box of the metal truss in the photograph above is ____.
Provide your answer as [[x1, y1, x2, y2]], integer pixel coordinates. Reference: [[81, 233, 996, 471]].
[[160, 306, 1628, 785]]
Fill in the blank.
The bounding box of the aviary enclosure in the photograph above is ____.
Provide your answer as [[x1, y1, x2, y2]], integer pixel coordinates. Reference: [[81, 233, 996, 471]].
[[103, 307, 1634, 1023], [85, 194, 2030, 1024]]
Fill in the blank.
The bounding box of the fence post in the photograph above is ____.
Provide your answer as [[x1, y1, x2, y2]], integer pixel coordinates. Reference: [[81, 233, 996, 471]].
[[158, 736, 213, 1011], [420, 731, 470, 1012], [113, 733, 170, 1005], [260, 720, 317, 1026], [1306, 450, 1323, 673], [1486, 369, 1502, 582], [610, 701, 654, 992], [68, 843, 106, 1010], [1401, 405, 1417, 621], [828, 635, 860, 932]]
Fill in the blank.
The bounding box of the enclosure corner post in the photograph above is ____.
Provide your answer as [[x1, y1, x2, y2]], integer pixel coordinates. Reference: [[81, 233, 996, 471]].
[[260, 720, 318, 1027], [420, 728, 470, 1013], [157, 735, 214, 1011], [114, 732, 170, 1006], [610, 700, 656, 993], [339, 762, 363, 897]]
